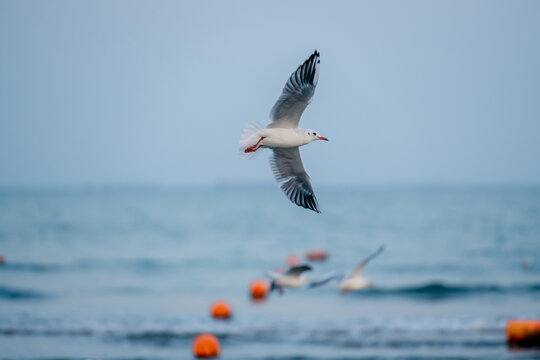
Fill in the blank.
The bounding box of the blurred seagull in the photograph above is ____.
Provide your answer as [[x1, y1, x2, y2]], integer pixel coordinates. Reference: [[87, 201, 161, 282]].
[[310, 246, 385, 295], [522, 256, 535, 270], [266, 264, 313, 294], [239, 50, 328, 213]]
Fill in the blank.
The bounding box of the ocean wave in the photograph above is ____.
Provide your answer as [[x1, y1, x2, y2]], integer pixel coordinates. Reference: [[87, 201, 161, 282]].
[[0, 259, 175, 274], [0, 262, 64, 272], [0, 326, 506, 349], [0, 315, 507, 349], [356, 282, 540, 299], [0, 286, 48, 300]]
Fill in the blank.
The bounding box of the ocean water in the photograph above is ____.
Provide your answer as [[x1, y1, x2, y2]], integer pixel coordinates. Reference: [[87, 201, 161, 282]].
[[0, 185, 539, 359]]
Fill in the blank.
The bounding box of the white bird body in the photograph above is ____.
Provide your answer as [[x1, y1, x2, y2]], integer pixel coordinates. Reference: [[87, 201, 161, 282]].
[[240, 50, 327, 213], [266, 264, 313, 294], [243, 128, 316, 149], [274, 274, 310, 288], [258, 128, 315, 148], [338, 276, 373, 291]]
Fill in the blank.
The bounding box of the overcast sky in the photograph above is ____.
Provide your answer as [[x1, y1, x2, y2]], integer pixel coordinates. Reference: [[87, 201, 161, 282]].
[[1, 0, 539, 187]]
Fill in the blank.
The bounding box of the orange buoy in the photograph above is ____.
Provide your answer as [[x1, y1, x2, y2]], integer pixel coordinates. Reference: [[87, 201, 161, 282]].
[[0, 254, 4, 265], [286, 254, 300, 267], [249, 279, 270, 300], [507, 319, 540, 347], [306, 249, 329, 261], [210, 300, 232, 319], [192, 333, 221, 358]]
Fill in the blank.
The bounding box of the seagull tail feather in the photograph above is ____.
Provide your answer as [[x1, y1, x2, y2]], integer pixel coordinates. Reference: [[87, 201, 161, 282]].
[[239, 122, 265, 159]]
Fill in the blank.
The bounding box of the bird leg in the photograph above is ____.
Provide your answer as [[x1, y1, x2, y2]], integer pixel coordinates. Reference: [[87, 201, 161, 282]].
[[244, 137, 265, 153]]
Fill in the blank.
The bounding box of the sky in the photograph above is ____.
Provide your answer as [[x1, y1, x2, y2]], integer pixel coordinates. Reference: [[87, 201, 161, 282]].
[[1, 0, 539, 187]]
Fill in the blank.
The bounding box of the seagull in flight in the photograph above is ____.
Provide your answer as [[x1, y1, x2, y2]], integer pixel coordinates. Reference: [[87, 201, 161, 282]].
[[266, 264, 313, 294], [310, 246, 385, 295], [240, 50, 327, 213]]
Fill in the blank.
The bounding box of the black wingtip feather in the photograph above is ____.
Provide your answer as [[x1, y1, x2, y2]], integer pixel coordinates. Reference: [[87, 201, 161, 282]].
[[298, 51, 319, 86], [280, 180, 321, 213]]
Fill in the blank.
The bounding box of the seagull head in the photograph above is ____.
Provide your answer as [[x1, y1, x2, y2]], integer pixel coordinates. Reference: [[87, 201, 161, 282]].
[[305, 129, 328, 142]]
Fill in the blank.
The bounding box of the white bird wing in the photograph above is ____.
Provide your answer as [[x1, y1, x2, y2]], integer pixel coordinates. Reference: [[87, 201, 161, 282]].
[[309, 271, 346, 288], [270, 148, 320, 213], [269, 50, 320, 129], [353, 245, 385, 277]]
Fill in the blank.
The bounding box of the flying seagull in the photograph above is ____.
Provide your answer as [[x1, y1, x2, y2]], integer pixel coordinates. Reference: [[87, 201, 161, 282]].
[[239, 50, 327, 213], [266, 264, 313, 294], [310, 246, 385, 295]]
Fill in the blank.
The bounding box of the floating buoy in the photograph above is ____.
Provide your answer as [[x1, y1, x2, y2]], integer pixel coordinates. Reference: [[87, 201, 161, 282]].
[[250, 279, 270, 300], [306, 249, 329, 261], [0, 254, 4, 265], [286, 254, 300, 266], [193, 333, 221, 358], [507, 319, 540, 348], [210, 300, 232, 319]]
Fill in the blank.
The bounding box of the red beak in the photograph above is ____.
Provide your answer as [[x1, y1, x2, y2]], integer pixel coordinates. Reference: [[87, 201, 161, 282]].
[[318, 136, 328, 141]]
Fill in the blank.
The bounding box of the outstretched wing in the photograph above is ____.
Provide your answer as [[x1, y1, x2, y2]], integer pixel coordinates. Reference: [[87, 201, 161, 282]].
[[285, 264, 313, 277], [270, 148, 320, 213], [269, 50, 320, 129], [353, 245, 385, 277], [309, 271, 346, 288]]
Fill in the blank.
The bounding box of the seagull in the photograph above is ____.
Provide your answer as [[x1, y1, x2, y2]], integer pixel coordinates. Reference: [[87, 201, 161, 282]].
[[310, 246, 385, 295], [239, 50, 328, 213], [266, 264, 313, 294], [522, 256, 535, 270]]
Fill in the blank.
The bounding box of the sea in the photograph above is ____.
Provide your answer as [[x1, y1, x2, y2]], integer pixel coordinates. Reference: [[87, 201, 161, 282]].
[[0, 185, 539, 359]]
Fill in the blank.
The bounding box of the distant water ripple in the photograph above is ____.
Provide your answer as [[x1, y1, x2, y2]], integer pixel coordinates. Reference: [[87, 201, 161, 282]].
[[358, 282, 540, 300], [0, 315, 508, 349], [0, 286, 48, 300]]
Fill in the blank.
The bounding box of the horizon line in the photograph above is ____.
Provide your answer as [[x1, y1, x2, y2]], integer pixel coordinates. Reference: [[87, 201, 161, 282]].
[[1, 181, 539, 191]]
